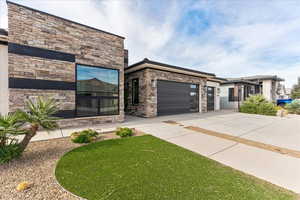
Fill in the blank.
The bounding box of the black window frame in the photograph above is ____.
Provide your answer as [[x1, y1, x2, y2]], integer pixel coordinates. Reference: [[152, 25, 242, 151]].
[[228, 88, 235, 102], [75, 63, 120, 117], [189, 83, 199, 112], [132, 78, 139, 105]]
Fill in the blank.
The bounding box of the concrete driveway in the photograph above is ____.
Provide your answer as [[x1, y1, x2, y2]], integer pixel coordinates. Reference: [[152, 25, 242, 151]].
[[172, 111, 300, 151], [130, 111, 300, 194], [32, 110, 300, 193]]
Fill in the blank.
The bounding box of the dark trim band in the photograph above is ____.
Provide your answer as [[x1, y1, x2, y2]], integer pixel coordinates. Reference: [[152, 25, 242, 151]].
[[0, 41, 8, 46], [8, 43, 75, 62], [9, 78, 76, 90], [53, 110, 76, 119]]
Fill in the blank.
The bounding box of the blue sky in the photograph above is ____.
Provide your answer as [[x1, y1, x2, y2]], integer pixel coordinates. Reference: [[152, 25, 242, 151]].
[[1, 0, 300, 87]]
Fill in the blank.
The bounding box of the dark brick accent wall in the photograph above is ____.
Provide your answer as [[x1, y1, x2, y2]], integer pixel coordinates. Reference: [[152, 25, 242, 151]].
[[7, 2, 125, 127]]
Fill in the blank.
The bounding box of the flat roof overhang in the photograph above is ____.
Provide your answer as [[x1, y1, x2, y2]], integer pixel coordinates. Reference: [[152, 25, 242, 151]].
[[221, 80, 260, 86], [125, 59, 216, 79]]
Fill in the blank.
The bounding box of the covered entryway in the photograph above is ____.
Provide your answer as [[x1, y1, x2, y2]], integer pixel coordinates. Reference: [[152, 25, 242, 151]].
[[157, 80, 199, 116], [207, 86, 215, 111]]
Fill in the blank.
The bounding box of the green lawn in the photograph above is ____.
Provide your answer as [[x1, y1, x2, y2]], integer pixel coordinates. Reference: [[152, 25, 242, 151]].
[[55, 135, 297, 200]]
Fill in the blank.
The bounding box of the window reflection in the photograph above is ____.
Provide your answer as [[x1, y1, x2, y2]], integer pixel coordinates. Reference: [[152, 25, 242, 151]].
[[76, 65, 119, 116]]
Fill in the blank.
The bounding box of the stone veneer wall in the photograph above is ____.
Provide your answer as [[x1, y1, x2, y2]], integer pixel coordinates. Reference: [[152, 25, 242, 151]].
[[125, 68, 207, 117], [125, 69, 148, 117], [7, 2, 125, 127], [9, 54, 75, 82], [9, 89, 75, 111]]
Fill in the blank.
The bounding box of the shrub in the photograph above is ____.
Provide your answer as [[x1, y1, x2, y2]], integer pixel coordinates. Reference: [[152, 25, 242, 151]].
[[240, 95, 277, 116], [257, 102, 277, 116], [0, 112, 26, 164], [285, 100, 300, 114], [116, 127, 133, 138], [0, 143, 22, 164], [71, 129, 99, 144]]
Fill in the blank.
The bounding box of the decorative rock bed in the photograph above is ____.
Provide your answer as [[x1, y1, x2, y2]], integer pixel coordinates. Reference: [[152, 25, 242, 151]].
[[0, 129, 142, 200]]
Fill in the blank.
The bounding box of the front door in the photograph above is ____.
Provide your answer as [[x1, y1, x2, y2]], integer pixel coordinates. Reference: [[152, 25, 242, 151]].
[[207, 87, 215, 111]]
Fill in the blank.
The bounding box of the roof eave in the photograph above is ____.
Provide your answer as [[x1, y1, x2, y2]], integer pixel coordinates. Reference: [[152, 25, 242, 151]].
[[126, 58, 216, 78]]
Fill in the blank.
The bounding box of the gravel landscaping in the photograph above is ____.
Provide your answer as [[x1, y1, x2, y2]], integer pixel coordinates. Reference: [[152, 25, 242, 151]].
[[0, 132, 120, 200]]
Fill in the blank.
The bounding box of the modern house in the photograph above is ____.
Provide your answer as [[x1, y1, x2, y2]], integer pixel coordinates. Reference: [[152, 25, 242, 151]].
[[0, 2, 289, 127], [0, 1, 126, 128], [220, 75, 285, 109], [124, 58, 224, 117]]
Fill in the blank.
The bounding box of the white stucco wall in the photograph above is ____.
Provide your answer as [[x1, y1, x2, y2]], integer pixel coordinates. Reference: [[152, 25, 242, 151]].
[[0, 44, 8, 115], [207, 81, 220, 111], [262, 80, 272, 101], [220, 84, 239, 110]]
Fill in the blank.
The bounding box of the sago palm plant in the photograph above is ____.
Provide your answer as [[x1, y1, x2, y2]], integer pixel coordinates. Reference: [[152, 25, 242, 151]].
[[0, 112, 26, 147], [18, 97, 60, 152]]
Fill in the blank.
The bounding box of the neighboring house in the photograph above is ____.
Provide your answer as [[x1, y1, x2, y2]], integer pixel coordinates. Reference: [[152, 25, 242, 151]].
[[0, 1, 127, 128], [285, 88, 292, 99], [220, 80, 260, 110], [234, 75, 285, 101], [124, 58, 224, 117], [220, 75, 285, 110]]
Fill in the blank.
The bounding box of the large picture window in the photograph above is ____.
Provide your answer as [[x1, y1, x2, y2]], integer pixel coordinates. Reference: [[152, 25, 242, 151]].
[[76, 64, 119, 117]]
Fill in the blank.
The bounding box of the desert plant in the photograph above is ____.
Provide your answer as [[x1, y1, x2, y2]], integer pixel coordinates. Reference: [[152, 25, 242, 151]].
[[240, 95, 277, 116], [0, 143, 22, 164], [0, 112, 27, 163], [285, 100, 300, 114], [116, 127, 133, 138], [18, 97, 59, 152], [71, 129, 99, 144], [0, 112, 26, 147]]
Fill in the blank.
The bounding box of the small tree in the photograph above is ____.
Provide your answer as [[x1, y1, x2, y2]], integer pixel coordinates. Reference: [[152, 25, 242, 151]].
[[18, 97, 59, 152]]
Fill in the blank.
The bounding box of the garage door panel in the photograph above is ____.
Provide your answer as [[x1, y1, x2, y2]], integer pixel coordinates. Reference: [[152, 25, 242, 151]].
[[157, 80, 199, 116]]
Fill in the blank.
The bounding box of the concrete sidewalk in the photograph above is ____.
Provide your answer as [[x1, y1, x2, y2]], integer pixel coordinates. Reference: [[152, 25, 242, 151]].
[[136, 122, 300, 193], [27, 110, 235, 142]]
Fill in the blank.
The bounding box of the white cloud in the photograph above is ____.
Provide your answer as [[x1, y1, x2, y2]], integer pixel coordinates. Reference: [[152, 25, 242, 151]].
[[0, 0, 7, 28], [0, 0, 300, 87]]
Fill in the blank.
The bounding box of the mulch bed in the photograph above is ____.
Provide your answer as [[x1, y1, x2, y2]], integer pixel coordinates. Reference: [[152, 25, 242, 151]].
[[0, 132, 122, 200]]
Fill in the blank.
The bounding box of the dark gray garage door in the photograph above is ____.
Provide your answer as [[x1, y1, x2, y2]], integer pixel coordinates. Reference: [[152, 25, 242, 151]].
[[157, 80, 199, 116]]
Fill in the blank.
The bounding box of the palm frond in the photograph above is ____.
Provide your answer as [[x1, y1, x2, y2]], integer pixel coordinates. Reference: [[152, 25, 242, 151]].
[[22, 97, 60, 130]]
